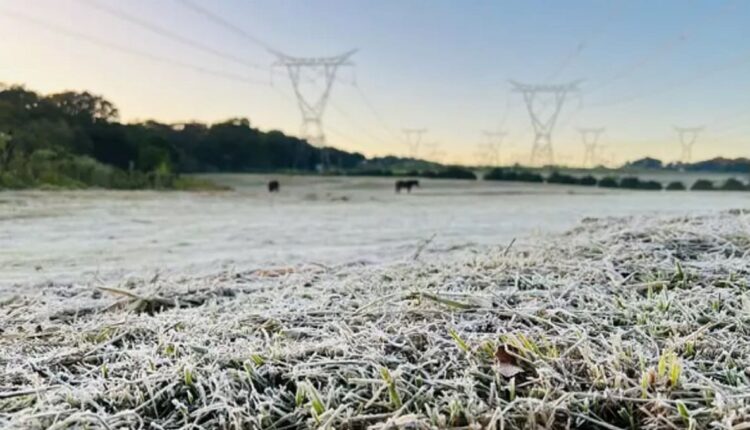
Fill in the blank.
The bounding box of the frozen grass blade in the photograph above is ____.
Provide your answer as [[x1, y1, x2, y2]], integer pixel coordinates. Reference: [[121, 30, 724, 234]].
[[1, 211, 749, 429]]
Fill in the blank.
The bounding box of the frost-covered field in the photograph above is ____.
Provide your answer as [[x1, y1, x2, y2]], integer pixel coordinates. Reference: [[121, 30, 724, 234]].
[[1, 210, 750, 429], [2, 174, 749, 289]]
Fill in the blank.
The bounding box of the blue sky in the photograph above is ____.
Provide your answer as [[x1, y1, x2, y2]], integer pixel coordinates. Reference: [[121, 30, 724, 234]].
[[0, 0, 748, 164]]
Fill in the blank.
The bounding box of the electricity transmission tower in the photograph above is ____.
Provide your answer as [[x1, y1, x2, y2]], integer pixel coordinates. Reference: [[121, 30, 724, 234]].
[[424, 142, 445, 164], [403, 128, 427, 158], [510, 80, 581, 166], [473, 145, 486, 166], [578, 127, 605, 167], [272, 50, 356, 168], [674, 126, 704, 164], [479, 130, 506, 166]]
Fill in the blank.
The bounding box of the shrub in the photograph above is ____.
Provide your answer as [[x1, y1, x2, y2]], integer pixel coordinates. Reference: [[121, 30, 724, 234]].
[[666, 181, 686, 191], [0, 172, 30, 189], [641, 180, 663, 190], [720, 178, 747, 191], [348, 169, 394, 177], [484, 168, 502, 180], [578, 175, 597, 186], [619, 177, 642, 189], [173, 176, 231, 191], [484, 168, 511, 181], [547, 171, 579, 185], [516, 171, 544, 182], [691, 179, 715, 191], [598, 177, 619, 188], [485, 168, 543, 183], [430, 167, 477, 180]]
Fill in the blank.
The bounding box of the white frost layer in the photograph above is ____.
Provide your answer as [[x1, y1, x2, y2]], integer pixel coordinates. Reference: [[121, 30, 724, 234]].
[[3, 175, 748, 288], [1, 210, 750, 429]]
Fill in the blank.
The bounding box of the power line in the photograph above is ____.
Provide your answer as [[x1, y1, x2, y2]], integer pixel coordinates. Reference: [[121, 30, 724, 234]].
[[78, 0, 270, 72], [586, 51, 750, 109], [175, 0, 274, 52], [544, 0, 626, 83], [176, 0, 360, 92], [585, 0, 736, 95], [326, 100, 393, 146], [350, 81, 403, 143], [0, 8, 267, 86]]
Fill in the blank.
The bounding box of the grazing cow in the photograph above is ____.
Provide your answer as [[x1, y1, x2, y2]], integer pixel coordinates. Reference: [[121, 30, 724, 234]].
[[268, 180, 280, 193], [395, 179, 420, 193]]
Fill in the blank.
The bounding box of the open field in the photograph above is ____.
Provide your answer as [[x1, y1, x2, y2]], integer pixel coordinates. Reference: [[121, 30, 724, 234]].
[[2, 174, 750, 289], [2, 210, 749, 429]]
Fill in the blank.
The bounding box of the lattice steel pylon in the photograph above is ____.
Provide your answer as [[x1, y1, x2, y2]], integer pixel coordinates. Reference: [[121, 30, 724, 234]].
[[674, 126, 704, 164], [578, 127, 605, 167], [510, 80, 581, 166], [272, 49, 356, 168], [479, 130, 506, 167], [424, 142, 445, 164], [403, 128, 427, 158]]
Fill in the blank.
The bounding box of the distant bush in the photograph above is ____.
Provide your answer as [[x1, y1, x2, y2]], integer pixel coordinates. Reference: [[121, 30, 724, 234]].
[[598, 177, 619, 188], [720, 178, 747, 191], [616, 176, 661, 190], [484, 168, 543, 182], [0, 150, 210, 191], [347, 169, 394, 177], [0, 172, 28, 189], [517, 171, 544, 182], [546, 171, 579, 185], [691, 179, 715, 191], [619, 177, 642, 189], [482, 168, 671, 191], [666, 181, 686, 191], [578, 175, 597, 186], [641, 180, 663, 190], [426, 167, 477, 180], [173, 176, 231, 191], [483, 168, 507, 181], [484, 168, 510, 181]]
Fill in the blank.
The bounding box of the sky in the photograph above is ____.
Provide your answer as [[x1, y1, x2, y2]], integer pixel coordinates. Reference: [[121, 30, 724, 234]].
[[0, 0, 748, 166]]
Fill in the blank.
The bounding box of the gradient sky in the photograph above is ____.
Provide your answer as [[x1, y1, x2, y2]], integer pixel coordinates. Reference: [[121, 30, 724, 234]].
[[0, 0, 748, 165]]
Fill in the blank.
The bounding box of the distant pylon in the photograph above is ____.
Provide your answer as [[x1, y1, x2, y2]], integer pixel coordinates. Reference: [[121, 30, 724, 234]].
[[474, 145, 489, 166], [511, 80, 581, 166], [674, 126, 704, 163], [403, 128, 427, 158], [578, 127, 605, 167], [598, 146, 616, 168], [481, 130, 506, 166], [424, 142, 445, 164], [272, 49, 356, 168]]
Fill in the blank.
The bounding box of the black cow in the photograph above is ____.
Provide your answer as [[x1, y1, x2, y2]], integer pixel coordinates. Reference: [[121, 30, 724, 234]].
[[268, 180, 280, 192], [395, 179, 420, 193]]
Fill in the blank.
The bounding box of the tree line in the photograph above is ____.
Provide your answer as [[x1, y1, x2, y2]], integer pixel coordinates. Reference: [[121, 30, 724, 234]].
[[0, 84, 366, 189]]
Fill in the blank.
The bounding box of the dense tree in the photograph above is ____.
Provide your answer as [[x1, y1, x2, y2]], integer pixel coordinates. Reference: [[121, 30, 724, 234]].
[[0, 84, 369, 188], [47, 91, 119, 124]]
